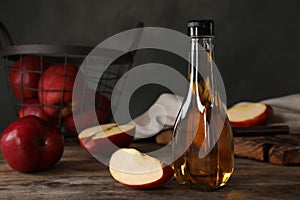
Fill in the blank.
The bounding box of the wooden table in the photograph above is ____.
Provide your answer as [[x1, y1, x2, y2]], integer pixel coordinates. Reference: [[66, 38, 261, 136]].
[[0, 141, 299, 200]]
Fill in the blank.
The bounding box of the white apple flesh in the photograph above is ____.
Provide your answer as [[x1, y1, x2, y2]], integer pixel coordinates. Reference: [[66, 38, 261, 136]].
[[227, 103, 272, 126], [109, 148, 174, 189]]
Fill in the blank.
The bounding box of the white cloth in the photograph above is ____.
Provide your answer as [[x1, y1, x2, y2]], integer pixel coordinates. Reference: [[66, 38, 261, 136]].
[[131, 93, 300, 139], [131, 93, 183, 139], [261, 94, 300, 134]]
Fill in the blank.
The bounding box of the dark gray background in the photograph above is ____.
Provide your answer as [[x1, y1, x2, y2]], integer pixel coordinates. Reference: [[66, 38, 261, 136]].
[[0, 0, 299, 132]]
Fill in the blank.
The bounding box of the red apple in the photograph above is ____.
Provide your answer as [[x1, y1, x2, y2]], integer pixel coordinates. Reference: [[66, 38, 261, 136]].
[[0, 116, 64, 173], [9, 55, 51, 100], [64, 93, 111, 136], [109, 148, 174, 189], [18, 98, 59, 126], [38, 63, 78, 118], [71, 89, 111, 114], [227, 103, 273, 126], [94, 92, 111, 117], [78, 123, 135, 154], [64, 108, 111, 137], [64, 115, 77, 137]]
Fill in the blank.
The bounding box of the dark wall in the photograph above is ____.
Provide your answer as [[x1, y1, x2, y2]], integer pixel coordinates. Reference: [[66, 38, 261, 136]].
[[1, 0, 300, 131]]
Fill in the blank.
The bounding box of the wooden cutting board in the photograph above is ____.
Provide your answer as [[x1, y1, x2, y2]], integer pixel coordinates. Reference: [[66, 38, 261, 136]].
[[155, 129, 300, 166], [234, 134, 300, 165]]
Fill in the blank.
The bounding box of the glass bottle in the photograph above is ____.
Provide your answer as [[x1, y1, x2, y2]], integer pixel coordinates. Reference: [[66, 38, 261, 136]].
[[172, 20, 234, 190]]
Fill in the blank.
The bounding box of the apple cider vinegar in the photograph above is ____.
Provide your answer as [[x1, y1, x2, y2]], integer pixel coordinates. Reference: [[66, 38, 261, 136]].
[[172, 92, 220, 190], [172, 20, 234, 190], [217, 117, 234, 186]]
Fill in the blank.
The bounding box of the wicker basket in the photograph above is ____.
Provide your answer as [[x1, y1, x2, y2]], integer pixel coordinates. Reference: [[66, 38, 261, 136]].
[[0, 22, 142, 136]]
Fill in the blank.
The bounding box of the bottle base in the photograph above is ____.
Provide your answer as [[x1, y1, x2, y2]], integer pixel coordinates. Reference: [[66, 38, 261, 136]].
[[178, 181, 218, 192]]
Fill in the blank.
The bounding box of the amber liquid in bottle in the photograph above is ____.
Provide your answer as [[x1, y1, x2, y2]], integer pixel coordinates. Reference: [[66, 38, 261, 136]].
[[217, 116, 234, 186], [172, 20, 234, 190], [172, 91, 220, 190]]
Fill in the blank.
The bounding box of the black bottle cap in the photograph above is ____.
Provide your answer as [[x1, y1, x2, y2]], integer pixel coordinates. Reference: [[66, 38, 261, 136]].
[[187, 20, 215, 37]]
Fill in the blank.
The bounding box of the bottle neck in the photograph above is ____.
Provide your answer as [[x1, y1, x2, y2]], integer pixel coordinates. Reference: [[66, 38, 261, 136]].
[[200, 37, 214, 57], [189, 37, 199, 85], [189, 37, 214, 84]]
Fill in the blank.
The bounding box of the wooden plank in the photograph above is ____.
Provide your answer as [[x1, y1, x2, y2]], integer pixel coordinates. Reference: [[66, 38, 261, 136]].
[[269, 144, 300, 165], [155, 129, 172, 145], [233, 137, 266, 161], [234, 135, 300, 165]]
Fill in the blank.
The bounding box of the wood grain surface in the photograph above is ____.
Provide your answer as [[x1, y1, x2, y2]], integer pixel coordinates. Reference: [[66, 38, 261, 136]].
[[0, 141, 300, 200], [234, 134, 300, 165]]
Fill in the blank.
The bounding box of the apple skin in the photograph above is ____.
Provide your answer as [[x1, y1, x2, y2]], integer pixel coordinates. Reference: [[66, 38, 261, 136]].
[[79, 131, 134, 153], [228, 104, 273, 127], [78, 123, 135, 155], [38, 63, 78, 118], [18, 98, 59, 126], [121, 165, 174, 189], [64, 116, 78, 137], [9, 55, 51, 100], [265, 105, 273, 122], [0, 116, 64, 173]]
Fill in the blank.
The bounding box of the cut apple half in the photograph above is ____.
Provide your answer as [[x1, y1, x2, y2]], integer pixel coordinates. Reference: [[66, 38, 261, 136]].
[[78, 123, 135, 154], [109, 148, 174, 189], [227, 103, 272, 126]]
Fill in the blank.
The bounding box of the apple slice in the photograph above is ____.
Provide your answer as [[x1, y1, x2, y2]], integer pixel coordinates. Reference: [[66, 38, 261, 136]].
[[109, 148, 174, 189], [78, 123, 135, 154], [227, 103, 272, 126]]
